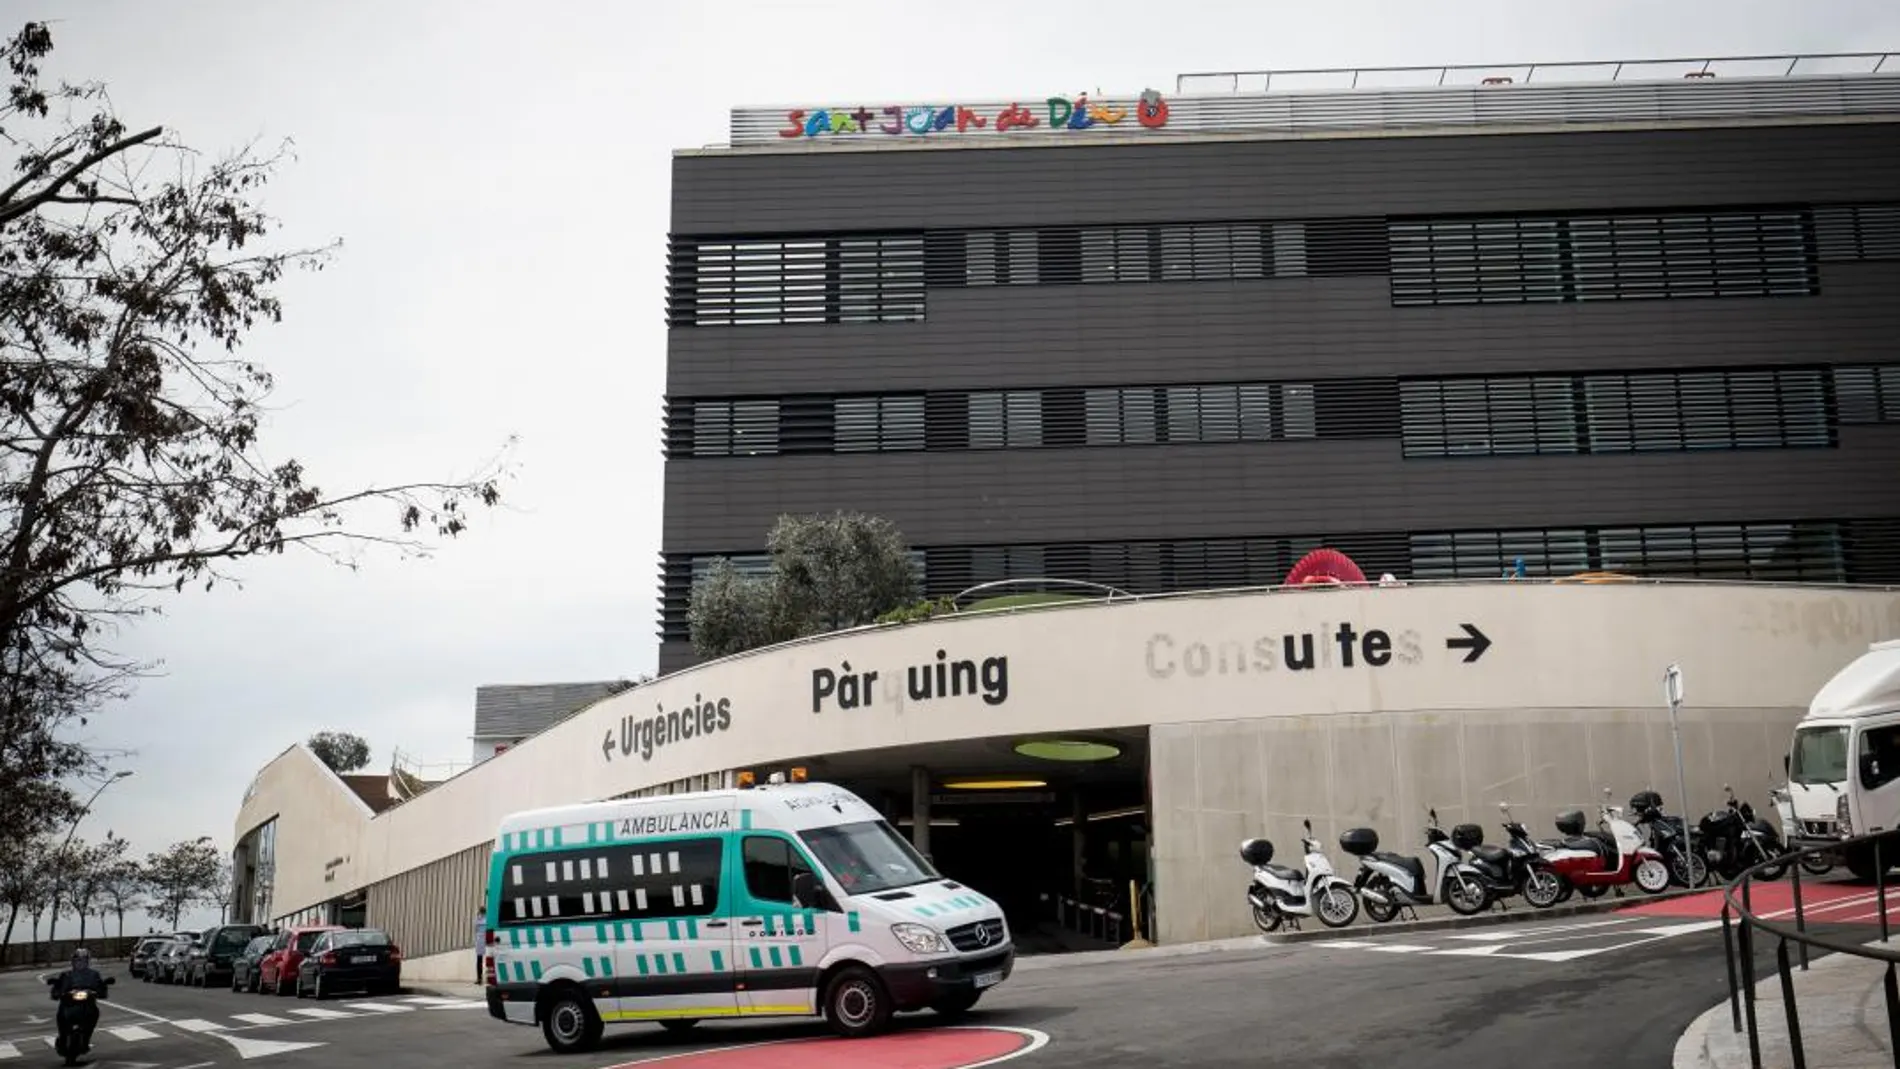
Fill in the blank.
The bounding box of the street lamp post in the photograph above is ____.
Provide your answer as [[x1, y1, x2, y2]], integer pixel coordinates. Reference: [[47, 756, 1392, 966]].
[[45, 770, 133, 951]]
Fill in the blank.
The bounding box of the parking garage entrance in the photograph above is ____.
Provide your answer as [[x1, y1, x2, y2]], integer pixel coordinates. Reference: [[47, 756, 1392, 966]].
[[768, 727, 1150, 953]]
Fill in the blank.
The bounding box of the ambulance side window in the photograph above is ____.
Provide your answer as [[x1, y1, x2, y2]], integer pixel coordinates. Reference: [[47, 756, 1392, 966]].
[[742, 836, 812, 905]]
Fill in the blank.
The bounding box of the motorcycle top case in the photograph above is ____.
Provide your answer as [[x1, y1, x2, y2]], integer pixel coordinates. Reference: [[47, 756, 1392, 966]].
[[1339, 827, 1380, 857], [1555, 809, 1588, 836], [1629, 789, 1664, 812], [1451, 822, 1485, 850], [1239, 838, 1275, 866]]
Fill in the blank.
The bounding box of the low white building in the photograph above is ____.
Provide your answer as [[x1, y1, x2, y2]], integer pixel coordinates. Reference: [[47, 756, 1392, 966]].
[[232, 579, 1900, 981]]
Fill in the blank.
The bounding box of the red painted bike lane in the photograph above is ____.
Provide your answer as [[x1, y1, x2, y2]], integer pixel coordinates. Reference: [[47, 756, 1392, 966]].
[[1624, 879, 1900, 926], [604, 1025, 1048, 1069]]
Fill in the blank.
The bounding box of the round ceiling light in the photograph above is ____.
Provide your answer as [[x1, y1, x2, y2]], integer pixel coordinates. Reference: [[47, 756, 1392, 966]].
[[1014, 739, 1122, 762], [942, 778, 1049, 790]]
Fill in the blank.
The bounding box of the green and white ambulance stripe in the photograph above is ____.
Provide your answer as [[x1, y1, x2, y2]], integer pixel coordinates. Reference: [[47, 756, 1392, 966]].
[[911, 894, 988, 919]]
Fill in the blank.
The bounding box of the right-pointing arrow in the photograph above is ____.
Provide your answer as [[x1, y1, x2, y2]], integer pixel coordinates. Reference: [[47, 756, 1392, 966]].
[[1446, 623, 1492, 663]]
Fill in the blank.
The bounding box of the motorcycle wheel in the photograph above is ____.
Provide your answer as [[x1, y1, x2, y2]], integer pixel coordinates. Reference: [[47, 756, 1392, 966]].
[[1251, 902, 1283, 933], [1315, 885, 1359, 928], [1363, 887, 1401, 924], [1800, 853, 1834, 876], [1670, 848, 1709, 889], [1635, 857, 1672, 894], [1521, 869, 1566, 909], [1753, 842, 1788, 881], [1446, 875, 1490, 916]]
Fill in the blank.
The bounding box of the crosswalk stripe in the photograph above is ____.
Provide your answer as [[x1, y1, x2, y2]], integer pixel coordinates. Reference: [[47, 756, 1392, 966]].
[[232, 1012, 295, 1026], [1365, 943, 1437, 953], [287, 1007, 354, 1019], [172, 1018, 228, 1032], [343, 1002, 412, 1013], [0, 1040, 18, 1059], [107, 1025, 161, 1041], [400, 996, 468, 1005]]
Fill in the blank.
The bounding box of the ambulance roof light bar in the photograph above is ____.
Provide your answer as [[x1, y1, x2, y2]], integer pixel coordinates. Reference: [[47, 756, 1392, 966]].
[[737, 766, 807, 790]]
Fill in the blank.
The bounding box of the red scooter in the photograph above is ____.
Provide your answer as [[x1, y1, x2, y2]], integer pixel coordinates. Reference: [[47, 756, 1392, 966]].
[[1540, 792, 1671, 898]]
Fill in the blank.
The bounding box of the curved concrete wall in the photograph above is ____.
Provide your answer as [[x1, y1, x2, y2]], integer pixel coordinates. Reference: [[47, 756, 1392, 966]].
[[236, 582, 1900, 950]]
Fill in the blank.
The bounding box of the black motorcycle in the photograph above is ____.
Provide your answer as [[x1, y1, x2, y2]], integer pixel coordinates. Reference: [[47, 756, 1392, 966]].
[[1496, 803, 1568, 907], [47, 972, 113, 1066], [1698, 783, 1788, 882], [1629, 789, 1709, 888]]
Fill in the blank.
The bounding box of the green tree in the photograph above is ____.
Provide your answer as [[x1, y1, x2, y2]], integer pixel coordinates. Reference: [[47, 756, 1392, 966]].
[[57, 833, 127, 941], [142, 837, 221, 929], [95, 855, 145, 939], [0, 22, 511, 831], [307, 731, 371, 774], [687, 512, 921, 659], [0, 836, 47, 953]]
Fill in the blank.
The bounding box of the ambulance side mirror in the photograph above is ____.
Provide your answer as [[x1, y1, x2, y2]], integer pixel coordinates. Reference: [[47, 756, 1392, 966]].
[[792, 872, 838, 912]]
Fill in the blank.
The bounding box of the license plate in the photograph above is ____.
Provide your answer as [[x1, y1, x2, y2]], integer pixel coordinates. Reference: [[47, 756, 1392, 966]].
[[351, 955, 376, 964], [973, 971, 1002, 990]]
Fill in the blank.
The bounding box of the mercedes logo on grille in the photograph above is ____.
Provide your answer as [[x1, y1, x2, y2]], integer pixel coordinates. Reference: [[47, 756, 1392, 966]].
[[974, 923, 993, 947]]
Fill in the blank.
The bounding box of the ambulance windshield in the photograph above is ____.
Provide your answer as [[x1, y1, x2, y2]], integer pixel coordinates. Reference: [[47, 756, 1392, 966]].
[[800, 820, 940, 895]]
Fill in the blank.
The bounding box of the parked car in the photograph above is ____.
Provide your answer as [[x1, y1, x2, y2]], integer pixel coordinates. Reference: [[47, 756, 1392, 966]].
[[295, 928, 402, 999], [128, 937, 168, 979], [230, 934, 276, 993], [185, 923, 267, 987], [153, 933, 198, 983], [256, 924, 342, 996]]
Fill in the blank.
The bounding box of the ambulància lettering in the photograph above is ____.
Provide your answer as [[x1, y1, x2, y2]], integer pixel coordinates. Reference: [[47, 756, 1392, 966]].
[[616, 810, 734, 837]]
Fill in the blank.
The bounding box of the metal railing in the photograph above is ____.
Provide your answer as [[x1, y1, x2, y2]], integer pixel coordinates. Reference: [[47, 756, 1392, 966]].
[[1721, 828, 1900, 1069], [1178, 52, 1898, 94]]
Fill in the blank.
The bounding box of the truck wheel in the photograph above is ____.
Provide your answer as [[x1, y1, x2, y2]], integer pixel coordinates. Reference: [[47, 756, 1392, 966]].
[[1846, 845, 1888, 882], [823, 966, 892, 1038], [540, 990, 602, 1054]]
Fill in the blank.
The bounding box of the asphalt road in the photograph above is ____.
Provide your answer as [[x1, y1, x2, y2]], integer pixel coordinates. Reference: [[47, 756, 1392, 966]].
[[0, 913, 1770, 1069]]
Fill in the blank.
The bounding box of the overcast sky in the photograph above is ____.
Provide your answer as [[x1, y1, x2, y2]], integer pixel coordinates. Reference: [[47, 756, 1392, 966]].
[[23, 0, 1896, 937]]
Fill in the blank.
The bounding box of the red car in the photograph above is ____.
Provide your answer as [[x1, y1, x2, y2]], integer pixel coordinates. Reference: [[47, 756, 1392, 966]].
[[256, 924, 343, 996]]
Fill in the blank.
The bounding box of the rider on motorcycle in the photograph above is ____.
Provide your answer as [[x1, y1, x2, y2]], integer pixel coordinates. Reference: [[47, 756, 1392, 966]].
[[48, 948, 106, 998]]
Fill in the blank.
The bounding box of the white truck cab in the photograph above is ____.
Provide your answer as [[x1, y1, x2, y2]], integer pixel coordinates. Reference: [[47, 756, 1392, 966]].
[[481, 781, 1013, 1053], [1785, 638, 1900, 878]]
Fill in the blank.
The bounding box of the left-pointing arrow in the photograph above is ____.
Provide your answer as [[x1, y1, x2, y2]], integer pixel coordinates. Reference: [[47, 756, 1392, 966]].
[[1446, 623, 1492, 663], [600, 730, 615, 761]]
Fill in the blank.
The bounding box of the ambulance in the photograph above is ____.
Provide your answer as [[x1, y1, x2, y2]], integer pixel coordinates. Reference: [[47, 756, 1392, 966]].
[[481, 778, 1014, 1052]]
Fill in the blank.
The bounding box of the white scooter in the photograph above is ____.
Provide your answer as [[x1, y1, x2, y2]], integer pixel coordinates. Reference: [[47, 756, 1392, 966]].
[[1241, 818, 1360, 932], [1342, 809, 1492, 922]]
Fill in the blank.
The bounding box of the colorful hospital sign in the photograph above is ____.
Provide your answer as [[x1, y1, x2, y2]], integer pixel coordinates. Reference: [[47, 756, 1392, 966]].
[[780, 89, 1171, 141]]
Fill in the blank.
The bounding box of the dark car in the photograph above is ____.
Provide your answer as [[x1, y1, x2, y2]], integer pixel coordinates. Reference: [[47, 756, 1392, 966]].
[[295, 928, 402, 999], [185, 923, 267, 987], [128, 937, 168, 979], [230, 934, 276, 993], [153, 933, 197, 983]]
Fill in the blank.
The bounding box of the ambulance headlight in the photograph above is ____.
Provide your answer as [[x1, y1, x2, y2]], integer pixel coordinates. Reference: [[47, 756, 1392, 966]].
[[891, 923, 951, 955]]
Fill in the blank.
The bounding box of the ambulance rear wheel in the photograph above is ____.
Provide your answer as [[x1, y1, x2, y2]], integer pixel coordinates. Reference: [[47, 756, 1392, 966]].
[[824, 966, 892, 1038], [540, 990, 602, 1054]]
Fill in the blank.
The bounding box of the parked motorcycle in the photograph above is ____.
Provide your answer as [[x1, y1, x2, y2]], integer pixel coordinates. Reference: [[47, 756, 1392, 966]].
[[1699, 783, 1788, 881], [1241, 818, 1360, 932], [1496, 802, 1568, 908], [1540, 791, 1671, 897], [47, 972, 113, 1066], [1340, 811, 1489, 922], [1629, 789, 1709, 888]]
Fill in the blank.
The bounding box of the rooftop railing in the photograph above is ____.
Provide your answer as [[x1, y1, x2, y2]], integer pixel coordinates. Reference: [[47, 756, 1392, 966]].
[[1177, 52, 1897, 95]]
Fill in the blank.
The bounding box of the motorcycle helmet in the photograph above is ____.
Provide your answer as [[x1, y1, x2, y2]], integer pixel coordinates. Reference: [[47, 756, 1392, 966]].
[[1629, 789, 1664, 814]]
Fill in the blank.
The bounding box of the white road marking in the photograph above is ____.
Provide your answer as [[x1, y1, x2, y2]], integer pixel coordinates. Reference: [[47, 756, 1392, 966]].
[[1433, 945, 1505, 957], [0, 1040, 18, 1059], [287, 1007, 353, 1019], [1365, 943, 1437, 953], [1445, 918, 1637, 942], [342, 1002, 411, 1013], [401, 996, 475, 1006], [172, 1018, 228, 1032], [231, 1013, 295, 1026], [95, 997, 170, 1024], [1310, 940, 1380, 948], [216, 1033, 326, 1060], [107, 1025, 162, 1040]]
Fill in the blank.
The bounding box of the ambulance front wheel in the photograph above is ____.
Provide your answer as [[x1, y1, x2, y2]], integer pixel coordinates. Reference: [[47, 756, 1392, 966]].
[[930, 989, 982, 1018], [540, 989, 603, 1054], [824, 965, 893, 1038]]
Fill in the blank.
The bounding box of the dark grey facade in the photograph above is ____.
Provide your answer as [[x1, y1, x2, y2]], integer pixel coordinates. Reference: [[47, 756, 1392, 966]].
[[656, 117, 1900, 672]]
